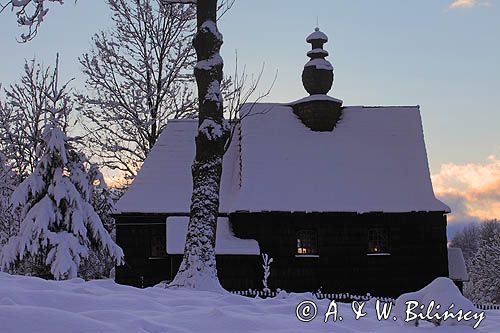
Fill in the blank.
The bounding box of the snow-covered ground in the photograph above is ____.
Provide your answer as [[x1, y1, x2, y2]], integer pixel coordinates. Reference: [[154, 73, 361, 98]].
[[0, 272, 499, 333]]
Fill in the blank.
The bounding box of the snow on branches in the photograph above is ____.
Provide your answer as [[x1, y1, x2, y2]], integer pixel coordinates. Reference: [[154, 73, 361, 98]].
[[0, 57, 72, 177], [0, 67, 123, 280], [1, 0, 64, 42], [261, 253, 273, 293], [466, 228, 500, 303], [451, 219, 500, 303], [0, 153, 18, 250], [77, 0, 197, 178], [0, 119, 124, 279]]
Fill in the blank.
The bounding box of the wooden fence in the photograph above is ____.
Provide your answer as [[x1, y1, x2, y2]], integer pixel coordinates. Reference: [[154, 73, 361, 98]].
[[231, 290, 500, 310], [231, 290, 395, 303], [475, 303, 500, 311]]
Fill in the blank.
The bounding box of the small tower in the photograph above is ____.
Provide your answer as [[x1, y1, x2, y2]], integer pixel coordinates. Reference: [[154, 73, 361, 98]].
[[291, 27, 343, 132]]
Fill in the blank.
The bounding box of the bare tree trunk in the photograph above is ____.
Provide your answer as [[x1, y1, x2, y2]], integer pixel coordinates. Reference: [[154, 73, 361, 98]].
[[169, 0, 227, 291]]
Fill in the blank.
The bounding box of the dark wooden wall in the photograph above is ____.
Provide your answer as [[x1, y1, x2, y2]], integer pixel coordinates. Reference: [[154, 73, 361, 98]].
[[230, 211, 448, 297], [114, 214, 261, 290], [115, 214, 169, 287], [115, 211, 448, 297]]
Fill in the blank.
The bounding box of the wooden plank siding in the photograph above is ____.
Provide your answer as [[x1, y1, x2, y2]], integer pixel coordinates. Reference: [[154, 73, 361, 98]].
[[114, 211, 448, 297], [231, 211, 448, 297]]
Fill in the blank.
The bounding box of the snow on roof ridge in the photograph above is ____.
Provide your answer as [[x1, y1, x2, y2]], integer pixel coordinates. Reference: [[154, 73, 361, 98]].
[[359, 105, 420, 109], [288, 95, 343, 106], [242, 102, 419, 110]]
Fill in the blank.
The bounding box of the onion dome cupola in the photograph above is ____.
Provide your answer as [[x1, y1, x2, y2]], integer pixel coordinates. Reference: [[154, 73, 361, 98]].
[[302, 27, 334, 95], [290, 27, 343, 132]]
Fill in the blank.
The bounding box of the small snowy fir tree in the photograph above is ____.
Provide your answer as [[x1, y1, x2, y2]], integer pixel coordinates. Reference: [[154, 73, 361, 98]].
[[0, 117, 124, 279], [0, 69, 124, 279], [261, 253, 273, 293]]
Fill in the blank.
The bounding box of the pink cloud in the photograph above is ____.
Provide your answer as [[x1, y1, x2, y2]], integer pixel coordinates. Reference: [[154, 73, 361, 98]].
[[448, 0, 492, 9], [432, 155, 500, 223]]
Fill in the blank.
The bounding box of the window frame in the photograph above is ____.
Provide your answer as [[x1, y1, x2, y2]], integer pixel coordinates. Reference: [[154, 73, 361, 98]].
[[367, 226, 391, 256], [296, 229, 319, 257]]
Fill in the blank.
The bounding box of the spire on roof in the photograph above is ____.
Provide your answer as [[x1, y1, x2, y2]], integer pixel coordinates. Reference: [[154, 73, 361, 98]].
[[302, 27, 334, 95]]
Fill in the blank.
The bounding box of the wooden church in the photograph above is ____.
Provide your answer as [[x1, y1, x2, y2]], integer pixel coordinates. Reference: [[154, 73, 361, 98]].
[[114, 28, 454, 297]]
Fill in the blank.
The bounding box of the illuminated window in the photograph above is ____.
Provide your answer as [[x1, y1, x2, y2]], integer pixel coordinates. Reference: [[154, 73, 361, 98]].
[[296, 230, 318, 255], [368, 227, 390, 254]]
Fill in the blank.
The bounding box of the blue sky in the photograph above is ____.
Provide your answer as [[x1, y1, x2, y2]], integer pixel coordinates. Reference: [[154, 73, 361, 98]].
[[1, 0, 499, 228]]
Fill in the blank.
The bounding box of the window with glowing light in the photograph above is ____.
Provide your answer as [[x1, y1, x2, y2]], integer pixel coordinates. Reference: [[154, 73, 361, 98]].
[[296, 230, 318, 255], [367, 227, 390, 254]]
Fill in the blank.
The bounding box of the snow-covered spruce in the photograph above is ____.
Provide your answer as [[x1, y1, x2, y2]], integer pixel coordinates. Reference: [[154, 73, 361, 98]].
[[0, 119, 123, 280]]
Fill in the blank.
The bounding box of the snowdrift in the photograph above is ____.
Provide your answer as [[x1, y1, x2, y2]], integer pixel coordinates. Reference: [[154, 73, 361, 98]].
[[0, 273, 499, 333]]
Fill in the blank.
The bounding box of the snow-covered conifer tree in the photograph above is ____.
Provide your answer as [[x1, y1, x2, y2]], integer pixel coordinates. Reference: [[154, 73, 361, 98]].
[[0, 61, 123, 279], [466, 229, 500, 303]]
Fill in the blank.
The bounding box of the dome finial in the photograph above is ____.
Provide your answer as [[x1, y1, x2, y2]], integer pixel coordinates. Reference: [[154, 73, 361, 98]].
[[302, 27, 334, 95]]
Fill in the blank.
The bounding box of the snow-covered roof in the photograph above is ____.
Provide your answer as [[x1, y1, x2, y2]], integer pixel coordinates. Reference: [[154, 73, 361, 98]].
[[116, 103, 449, 214], [448, 248, 469, 282], [166, 217, 260, 255], [115, 119, 240, 214]]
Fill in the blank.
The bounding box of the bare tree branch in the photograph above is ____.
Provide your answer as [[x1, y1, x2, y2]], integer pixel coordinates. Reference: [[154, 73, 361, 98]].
[[77, 0, 197, 179], [0, 56, 73, 177], [1, 0, 65, 42]]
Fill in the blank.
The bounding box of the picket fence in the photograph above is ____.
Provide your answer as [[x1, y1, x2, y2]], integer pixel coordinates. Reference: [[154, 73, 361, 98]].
[[231, 290, 500, 310], [231, 289, 395, 303]]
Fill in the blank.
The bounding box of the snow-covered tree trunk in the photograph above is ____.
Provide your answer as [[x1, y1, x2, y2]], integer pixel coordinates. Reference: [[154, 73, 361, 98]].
[[169, 0, 228, 291]]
